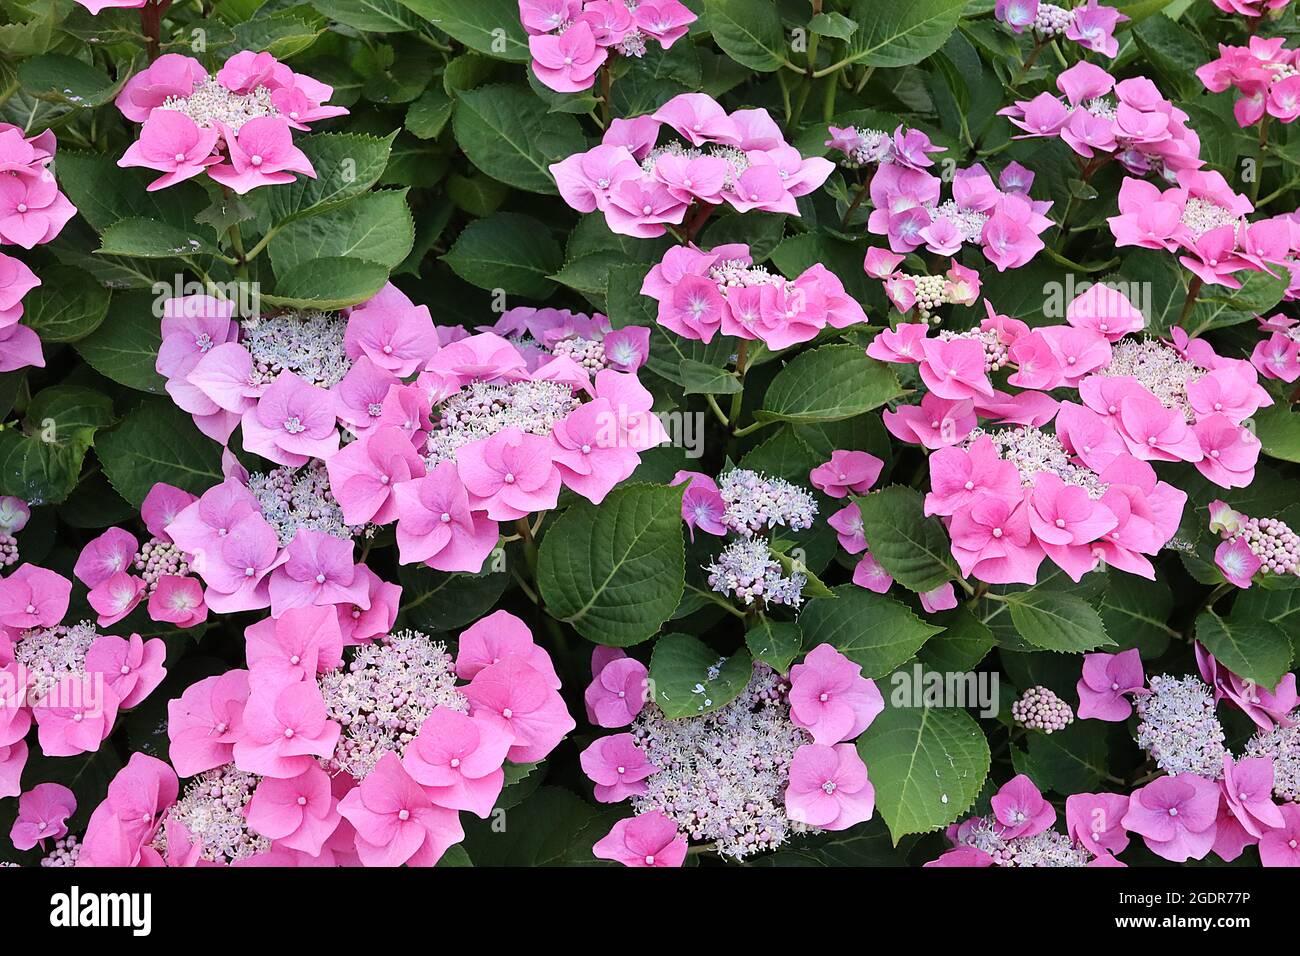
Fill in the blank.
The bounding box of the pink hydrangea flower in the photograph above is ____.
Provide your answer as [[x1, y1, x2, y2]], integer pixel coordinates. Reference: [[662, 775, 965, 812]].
[[268, 529, 369, 617], [33, 674, 119, 757], [73, 527, 139, 588], [1259, 804, 1300, 867], [337, 751, 463, 867], [464, 657, 576, 763], [9, 781, 75, 850], [1122, 773, 1221, 862], [852, 552, 894, 593], [85, 633, 167, 710], [325, 424, 426, 526], [1221, 754, 1285, 838], [343, 285, 439, 377], [166, 669, 250, 777], [1215, 536, 1262, 588], [1065, 791, 1131, 856], [246, 763, 340, 856], [241, 371, 340, 466], [232, 678, 341, 779], [809, 451, 884, 499], [456, 610, 560, 689], [117, 110, 221, 190], [208, 117, 316, 194], [0, 740, 25, 798], [784, 743, 875, 830], [584, 655, 648, 728], [919, 582, 958, 613], [457, 426, 561, 521], [788, 643, 884, 745], [1077, 648, 1145, 721], [403, 707, 513, 819], [148, 575, 208, 628], [991, 773, 1056, 838], [0, 564, 70, 629], [551, 398, 642, 504], [580, 732, 658, 803], [245, 604, 344, 690], [592, 810, 687, 867], [529, 21, 607, 93], [392, 462, 500, 573]]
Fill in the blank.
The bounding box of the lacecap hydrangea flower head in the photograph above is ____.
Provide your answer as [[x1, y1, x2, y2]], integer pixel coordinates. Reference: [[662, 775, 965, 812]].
[[583, 642, 882, 864]]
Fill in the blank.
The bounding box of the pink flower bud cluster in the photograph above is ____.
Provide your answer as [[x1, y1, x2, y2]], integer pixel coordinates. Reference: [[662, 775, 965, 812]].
[[642, 242, 867, 349], [521, 0, 696, 92], [116, 51, 347, 194], [0, 497, 29, 570], [1210, 500, 1300, 588], [865, 249, 982, 321], [1011, 685, 1075, 733], [550, 93, 833, 237], [73, 483, 207, 629], [583, 644, 882, 865]]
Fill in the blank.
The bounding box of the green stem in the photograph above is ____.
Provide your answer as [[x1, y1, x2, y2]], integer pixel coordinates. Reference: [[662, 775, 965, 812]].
[[599, 62, 612, 126], [1178, 275, 1203, 328], [704, 394, 729, 427], [1252, 115, 1270, 205]]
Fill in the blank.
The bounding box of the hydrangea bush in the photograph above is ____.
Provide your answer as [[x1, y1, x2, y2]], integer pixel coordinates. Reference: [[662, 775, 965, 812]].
[[0, 0, 1298, 870]]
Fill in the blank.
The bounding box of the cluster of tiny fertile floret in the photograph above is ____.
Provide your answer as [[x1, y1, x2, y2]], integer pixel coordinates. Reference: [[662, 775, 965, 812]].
[[833, 126, 894, 167], [1246, 712, 1300, 803], [1012, 685, 1075, 734], [940, 326, 1011, 369], [39, 835, 80, 867], [706, 538, 806, 609], [550, 335, 608, 373], [241, 310, 351, 389], [317, 629, 467, 780], [926, 200, 990, 245], [0, 532, 17, 567], [905, 275, 952, 322], [642, 142, 751, 190], [425, 379, 579, 467], [153, 764, 269, 864], [1033, 2, 1075, 36], [956, 816, 1092, 866], [1181, 196, 1241, 240], [161, 76, 279, 133], [133, 537, 191, 591], [12, 621, 98, 702], [249, 461, 364, 547], [717, 469, 818, 537], [1096, 338, 1206, 421], [629, 662, 813, 858], [1220, 515, 1300, 578], [709, 259, 778, 289], [1135, 674, 1227, 779], [968, 426, 1109, 497]]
